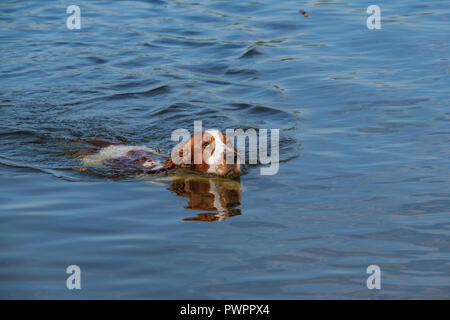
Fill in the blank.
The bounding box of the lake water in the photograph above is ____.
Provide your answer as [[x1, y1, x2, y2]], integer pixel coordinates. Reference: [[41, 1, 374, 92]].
[[0, 0, 449, 299]]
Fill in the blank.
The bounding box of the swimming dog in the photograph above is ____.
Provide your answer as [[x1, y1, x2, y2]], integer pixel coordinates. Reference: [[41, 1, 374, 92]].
[[81, 130, 240, 177]]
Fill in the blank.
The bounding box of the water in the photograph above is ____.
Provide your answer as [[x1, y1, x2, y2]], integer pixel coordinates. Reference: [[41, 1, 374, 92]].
[[0, 0, 449, 299]]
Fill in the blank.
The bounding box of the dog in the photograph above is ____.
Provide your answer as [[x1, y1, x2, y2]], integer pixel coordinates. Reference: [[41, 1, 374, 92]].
[[81, 130, 240, 177]]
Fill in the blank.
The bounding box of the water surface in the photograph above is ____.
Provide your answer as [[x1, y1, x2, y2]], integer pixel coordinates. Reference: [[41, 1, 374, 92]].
[[0, 0, 449, 299]]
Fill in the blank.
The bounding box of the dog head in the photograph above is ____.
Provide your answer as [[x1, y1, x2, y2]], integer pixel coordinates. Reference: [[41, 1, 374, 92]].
[[165, 130, 240, 176]]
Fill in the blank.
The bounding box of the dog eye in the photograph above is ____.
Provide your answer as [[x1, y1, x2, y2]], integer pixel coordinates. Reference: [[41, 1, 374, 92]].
[[202, 142, 209, 147]]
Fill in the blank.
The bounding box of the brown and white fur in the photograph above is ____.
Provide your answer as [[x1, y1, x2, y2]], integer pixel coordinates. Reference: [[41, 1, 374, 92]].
[[81, 130, 240, 177]]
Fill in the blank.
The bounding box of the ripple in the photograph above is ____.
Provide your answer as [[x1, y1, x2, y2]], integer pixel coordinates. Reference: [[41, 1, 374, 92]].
[[105, 85, 171, 100], [240, 47, 263, 59]]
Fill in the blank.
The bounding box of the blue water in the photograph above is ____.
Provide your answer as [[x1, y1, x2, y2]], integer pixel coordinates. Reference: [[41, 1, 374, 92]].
[[0, 0, 449, 299]]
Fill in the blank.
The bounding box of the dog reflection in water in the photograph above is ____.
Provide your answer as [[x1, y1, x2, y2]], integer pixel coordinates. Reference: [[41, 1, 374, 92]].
[[166, 173, 242, 222], [78, 137, 242, 221]]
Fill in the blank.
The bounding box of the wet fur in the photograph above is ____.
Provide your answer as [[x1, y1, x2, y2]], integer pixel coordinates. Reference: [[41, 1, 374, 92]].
[[82, 131, 240, 177]]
